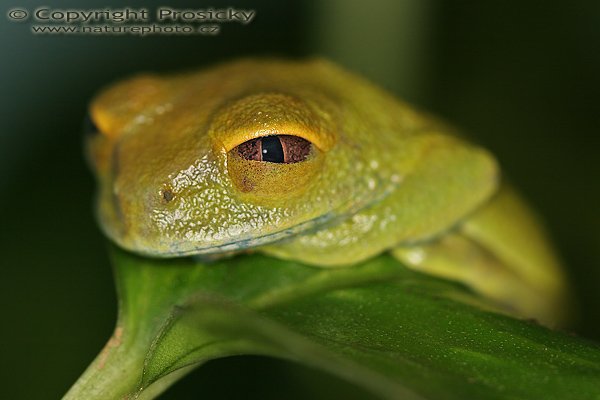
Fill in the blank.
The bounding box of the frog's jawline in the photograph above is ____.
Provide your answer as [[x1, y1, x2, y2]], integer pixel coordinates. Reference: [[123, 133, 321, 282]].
[[141, 176, 398, 259], [169, 212, 334, 259]]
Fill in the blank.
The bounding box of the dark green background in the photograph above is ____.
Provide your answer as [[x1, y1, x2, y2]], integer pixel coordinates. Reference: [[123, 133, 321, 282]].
[[1, 1, 599, 399]]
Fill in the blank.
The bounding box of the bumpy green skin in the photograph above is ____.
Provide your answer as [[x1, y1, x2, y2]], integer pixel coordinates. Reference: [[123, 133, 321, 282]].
[[87, 59, 570, 326]]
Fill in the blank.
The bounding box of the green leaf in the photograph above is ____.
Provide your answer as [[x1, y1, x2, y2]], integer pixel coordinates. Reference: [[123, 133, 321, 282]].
[[64, 246, 600, 400]]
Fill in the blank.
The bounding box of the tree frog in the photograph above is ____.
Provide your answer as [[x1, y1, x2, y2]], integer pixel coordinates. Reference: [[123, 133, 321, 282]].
[[86, 59, 570, 327]]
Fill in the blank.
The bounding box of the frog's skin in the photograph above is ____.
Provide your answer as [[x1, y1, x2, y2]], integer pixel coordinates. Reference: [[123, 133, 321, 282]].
[[87, 58, 570, 326]]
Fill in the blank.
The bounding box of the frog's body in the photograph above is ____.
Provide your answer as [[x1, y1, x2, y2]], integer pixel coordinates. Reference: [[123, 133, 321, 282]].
[[87, 59, 570, 326]]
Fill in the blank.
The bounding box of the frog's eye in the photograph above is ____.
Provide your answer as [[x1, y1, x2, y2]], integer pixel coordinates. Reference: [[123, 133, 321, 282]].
[[83, 113, 99, 137], [234, 135, 312, 163], [226, 134, 322, 205]]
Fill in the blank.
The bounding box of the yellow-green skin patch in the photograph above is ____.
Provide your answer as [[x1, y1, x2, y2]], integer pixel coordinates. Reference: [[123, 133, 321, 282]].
[[87, 59, 570, 326]]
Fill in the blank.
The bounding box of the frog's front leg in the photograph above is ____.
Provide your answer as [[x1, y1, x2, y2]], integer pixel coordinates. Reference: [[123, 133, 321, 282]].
[[392, 185, 571, 327]]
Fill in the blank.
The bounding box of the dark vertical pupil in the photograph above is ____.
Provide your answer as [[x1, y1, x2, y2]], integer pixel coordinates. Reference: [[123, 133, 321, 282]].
[[261, 136, 284, 163]]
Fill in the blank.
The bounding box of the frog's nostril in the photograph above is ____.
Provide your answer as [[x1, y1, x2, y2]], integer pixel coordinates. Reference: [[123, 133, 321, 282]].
[[161, 188, 174, 203], [82, 113, 99, 137]]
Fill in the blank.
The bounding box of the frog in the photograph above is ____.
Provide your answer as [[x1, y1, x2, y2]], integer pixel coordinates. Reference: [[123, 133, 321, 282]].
[[85, 58, 571, 327]]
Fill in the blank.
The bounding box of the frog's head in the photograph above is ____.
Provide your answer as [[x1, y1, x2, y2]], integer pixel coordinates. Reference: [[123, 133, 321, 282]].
[[86, 59, 403, 257]]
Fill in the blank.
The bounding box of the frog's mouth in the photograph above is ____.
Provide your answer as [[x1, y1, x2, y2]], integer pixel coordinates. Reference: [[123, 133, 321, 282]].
[[167, 211, 336, 259], [133, 175, 398, 260]]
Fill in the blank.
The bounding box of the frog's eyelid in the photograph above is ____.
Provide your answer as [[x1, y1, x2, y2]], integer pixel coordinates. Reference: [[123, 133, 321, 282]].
[[219, 126, 330, 153]]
